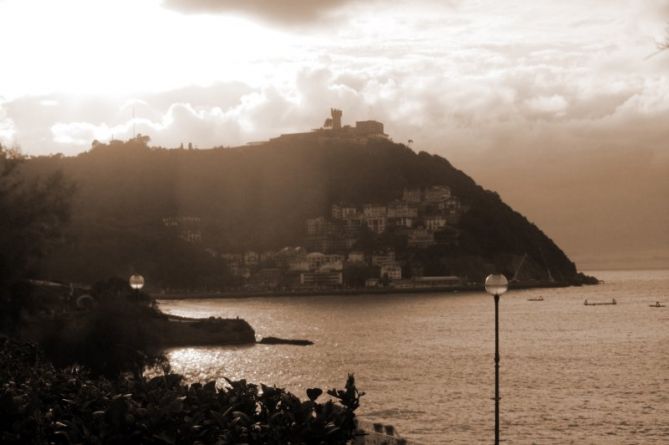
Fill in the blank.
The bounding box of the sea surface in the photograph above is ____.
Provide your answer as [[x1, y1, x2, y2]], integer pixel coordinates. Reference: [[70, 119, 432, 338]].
[[158, 270, 669, 444]]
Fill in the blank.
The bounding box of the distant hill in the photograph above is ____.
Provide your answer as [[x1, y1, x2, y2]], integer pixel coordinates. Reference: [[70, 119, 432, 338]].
[[24, 135, 591, 288]]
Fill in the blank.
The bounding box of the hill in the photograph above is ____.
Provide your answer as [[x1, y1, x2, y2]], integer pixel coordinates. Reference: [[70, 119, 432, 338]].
[[24, 135, 592, 289]]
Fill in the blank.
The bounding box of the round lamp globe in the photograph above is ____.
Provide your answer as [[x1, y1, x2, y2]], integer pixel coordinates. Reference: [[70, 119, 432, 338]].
[[485, 274, 508, 296], [129, 274, 145, 290]]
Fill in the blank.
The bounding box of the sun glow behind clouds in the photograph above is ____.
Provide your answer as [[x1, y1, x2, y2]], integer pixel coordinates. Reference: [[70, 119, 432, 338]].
[[0, 0, 297, 98]]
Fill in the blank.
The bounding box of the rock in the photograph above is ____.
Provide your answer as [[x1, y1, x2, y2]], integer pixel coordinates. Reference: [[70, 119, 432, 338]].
[[258, 336, 314, 346], [159, 316, 256, 347]]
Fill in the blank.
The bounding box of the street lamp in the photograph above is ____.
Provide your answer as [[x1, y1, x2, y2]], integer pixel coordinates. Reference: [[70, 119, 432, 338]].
[[129, 274, 145, 292], [485, 273, 508, 445]]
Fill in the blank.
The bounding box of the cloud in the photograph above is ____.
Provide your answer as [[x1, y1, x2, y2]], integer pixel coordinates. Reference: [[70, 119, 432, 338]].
[[3, 0, 669, 267], [35, 64, 669, 268], [161, 0, 360, 25], [0, 104, 16, 145], [525, 95, 569, 116]]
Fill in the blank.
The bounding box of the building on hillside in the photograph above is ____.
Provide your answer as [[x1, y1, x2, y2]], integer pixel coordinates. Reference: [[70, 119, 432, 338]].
[[325, 254, 345, 264], [306, 252, 328, 271], [363, 204, 387, 218], [402, 188, 422, 203], [244, 251, 259, 266], [355, 120, 385, 136], [362, 204, 388, 233], [365, 216, 387, 234], [300, 271, 343, 287], [320, 260, 344, 272], [342, 218, 363, 237], [332, 204, 358, 220], [425, 215, 448, 232], [380, 263, 402, 281], [388, 216, 415, 229], [288, 257, 310, 272], [180, 230, 202, 243], [387, 201, 418, 218], [276, 109, 386, 143], [342, 207, 359, 220], [347, 251, 366, 264], [408, 228, 435, 248], [372, 251, 396, 267], [387, 201, 418, 228]]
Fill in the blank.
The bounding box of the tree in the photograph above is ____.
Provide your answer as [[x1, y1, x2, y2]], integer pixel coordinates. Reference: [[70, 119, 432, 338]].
[[40, 278, 168, 379], [0, 144, 74, 331]]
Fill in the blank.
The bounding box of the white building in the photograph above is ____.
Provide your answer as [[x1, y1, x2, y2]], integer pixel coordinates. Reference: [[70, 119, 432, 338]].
[[365, 216, 387, 234], [347, 251, 366, 263], [387, 201, 418, 218], [332, 204, 358, 220], [363, 204, 387, 218], [306, 252, 328, 271], [425, 215, 448, 231], [380, 263, 402, 281]]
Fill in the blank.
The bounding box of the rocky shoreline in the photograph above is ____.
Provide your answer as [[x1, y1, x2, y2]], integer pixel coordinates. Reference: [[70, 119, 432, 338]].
[[158, 315, 256, 347], [158, 316, 317, 347]]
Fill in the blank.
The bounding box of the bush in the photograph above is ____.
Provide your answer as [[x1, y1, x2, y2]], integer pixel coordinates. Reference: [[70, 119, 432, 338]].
[[37, 278, 167, 379], [0, 338, 362, 444]]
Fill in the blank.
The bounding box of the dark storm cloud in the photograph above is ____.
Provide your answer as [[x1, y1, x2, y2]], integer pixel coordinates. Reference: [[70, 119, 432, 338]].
[[162, 0, 360, 25]]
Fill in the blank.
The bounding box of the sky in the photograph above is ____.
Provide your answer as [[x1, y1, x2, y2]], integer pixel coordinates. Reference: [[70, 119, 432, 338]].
[[0, 0, 667, 270]]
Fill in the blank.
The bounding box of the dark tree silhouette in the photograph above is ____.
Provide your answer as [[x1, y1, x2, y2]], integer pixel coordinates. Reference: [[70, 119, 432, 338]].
[[0, 144, 74, 331]]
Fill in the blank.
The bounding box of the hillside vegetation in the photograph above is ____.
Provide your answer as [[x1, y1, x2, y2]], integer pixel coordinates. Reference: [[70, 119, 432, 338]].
[[24, 136, 587, 288]]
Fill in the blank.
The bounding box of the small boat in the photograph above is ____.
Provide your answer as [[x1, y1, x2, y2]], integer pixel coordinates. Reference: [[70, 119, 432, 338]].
[[584, 298, 616, 306], [528, 296, 544, 301], [649, 302, 666, 308]]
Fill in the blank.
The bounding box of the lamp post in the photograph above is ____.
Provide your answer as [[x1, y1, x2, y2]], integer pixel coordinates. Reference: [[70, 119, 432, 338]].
[[485, 273, 508, 445], [129, 273, 145, 296]]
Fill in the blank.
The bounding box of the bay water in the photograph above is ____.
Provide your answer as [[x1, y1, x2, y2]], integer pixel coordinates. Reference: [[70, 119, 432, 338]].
[[158, 270, 669, 444]]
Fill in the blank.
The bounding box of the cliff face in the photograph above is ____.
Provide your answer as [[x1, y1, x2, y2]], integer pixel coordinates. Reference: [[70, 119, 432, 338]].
[[25, 137, 583, 286]]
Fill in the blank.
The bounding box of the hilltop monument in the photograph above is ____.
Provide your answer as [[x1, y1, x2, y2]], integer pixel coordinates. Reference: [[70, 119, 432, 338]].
[[331, 108, 342, 130]]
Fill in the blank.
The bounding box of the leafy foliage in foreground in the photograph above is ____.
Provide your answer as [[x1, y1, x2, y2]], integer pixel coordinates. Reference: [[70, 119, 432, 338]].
[[0, 338, 362, 444]]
